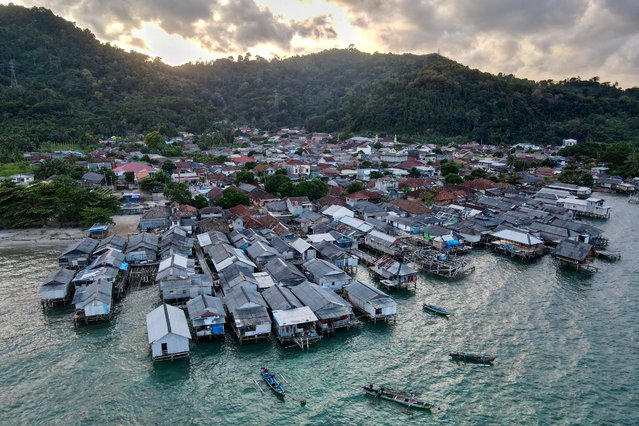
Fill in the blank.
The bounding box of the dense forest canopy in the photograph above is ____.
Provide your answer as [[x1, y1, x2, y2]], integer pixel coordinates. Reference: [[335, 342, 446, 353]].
[[1, 4, 638, 159]]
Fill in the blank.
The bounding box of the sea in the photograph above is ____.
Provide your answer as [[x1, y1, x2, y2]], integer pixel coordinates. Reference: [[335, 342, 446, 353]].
[[0, 194, 637, 425]]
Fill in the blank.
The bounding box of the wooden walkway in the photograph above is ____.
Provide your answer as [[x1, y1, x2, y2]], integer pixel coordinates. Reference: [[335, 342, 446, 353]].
[[194, 245, 217, 297], [347, 248, 379, 265]]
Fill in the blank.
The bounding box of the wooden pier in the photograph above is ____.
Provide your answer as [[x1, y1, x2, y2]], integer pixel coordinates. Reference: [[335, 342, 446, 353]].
[[348, 248, 379, 265], [404, 248, 475, 279], [595, 250, 621, 261], [128, 263, 158, 289]]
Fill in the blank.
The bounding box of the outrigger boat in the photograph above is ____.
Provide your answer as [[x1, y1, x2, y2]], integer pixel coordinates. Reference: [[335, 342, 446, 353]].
[[422, 303, 450, 316], [260, 367, 285, 398], [449, 352, 495, 364], [361, 384, 432, 410]]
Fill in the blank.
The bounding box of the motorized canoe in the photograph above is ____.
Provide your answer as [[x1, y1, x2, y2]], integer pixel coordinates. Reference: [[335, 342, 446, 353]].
[[361, 384, 431, 410], [449, 352, 495, 364], [422, 303, 450, 316], [261, 367, 285, 398]]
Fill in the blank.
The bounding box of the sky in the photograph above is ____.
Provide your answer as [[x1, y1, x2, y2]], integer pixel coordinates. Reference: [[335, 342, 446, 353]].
[[5, 0, 639, 87]]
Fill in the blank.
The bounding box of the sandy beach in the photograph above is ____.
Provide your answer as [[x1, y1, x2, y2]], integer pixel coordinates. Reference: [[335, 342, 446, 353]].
[[0, 215, 141, 249]]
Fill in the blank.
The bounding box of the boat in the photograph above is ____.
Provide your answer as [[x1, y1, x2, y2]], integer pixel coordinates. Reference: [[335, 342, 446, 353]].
[[361, 384, 432, 410], [422, 303, 450, 316], [260, 367, 285, 398], [449, 352, 495, 364]]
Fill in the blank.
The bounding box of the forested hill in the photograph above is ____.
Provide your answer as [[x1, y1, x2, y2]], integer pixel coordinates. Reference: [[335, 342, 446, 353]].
[[1, 4, 638, 156]]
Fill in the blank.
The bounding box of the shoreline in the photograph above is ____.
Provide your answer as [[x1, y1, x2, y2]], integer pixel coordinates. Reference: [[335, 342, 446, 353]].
[[0, 228, 87, 249], [0, 215, 141, 249]]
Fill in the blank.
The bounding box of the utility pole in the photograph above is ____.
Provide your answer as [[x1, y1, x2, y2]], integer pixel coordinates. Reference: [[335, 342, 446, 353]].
[[9, 59, 18, 87]]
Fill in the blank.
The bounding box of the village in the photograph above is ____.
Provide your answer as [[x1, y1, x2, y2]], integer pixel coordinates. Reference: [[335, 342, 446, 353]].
[[32, 128, 637, 361]]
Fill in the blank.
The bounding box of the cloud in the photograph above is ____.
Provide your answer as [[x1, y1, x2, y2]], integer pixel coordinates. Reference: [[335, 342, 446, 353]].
[[329, 0, 639, 87], [18, 0, 338, 54]]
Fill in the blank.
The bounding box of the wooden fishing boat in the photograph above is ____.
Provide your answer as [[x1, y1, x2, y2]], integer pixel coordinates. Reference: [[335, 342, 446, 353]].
[[261, 367, 285, 398], [361, 384, 431, 410], [422, 303, 450, 316], [449, 352, 495, 364]]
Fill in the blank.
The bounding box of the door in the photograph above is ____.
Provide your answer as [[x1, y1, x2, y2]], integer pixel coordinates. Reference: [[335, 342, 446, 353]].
[[161, 342, 168, 355]]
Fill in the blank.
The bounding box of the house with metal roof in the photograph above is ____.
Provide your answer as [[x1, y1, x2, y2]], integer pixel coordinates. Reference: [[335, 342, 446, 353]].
[[302, 258, 351, 291], [262, 285, 303, 311], [186, 295, 226, 339], [343, 281, 397, 322], [363, 230, 402, 256], [552, 239, 597, 272], [372, 255, 417, 284], [223, 286, 271, 343], [72, 265, 119, 286], [94, 235, 127, 256], [196, 231, 229, 248], [290, 282, 357, 333], [40, 268, 76, 304], [204, 242, 256, 274], [289, 237, 317, 262], [72, 278, 113, 323], [489, 228, 547, 259], [263, 258, 306, 287], [146, 303, 192, 361], [253, 271, 276, 291], [158, 227, 194, 260], [271, 307, 321, 348], [59, 238, 99, 268], [89, 248, 128, 271], [313, 240, 358, 269], [139, 206, 171, 231], [125, 232, 159, 263], [218, 264, 259, 295], [246, 241, 280, 269]]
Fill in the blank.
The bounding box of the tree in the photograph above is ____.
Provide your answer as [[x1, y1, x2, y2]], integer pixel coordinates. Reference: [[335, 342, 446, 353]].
[[161, 160, 176, 174], [191, 194, 209, 209], [216, 188, 250, 208], [275, 169, 288, 175], [163, 181, 192, 204], [346, 181, 366, 194], [234, 171, 257, 185], [466, 168, 488, 181], [264, 174, 291, 195], [445, 173, 463, 184], [80, 207, 115, 227], [420, 191, 435, 205], [144, 131, 164, 152], [99, 168, 117, 186], [124, 171, 135, 184], [440, 161, 460, 176], [292, 180, 329, 200], [408, 167, 421, 177]]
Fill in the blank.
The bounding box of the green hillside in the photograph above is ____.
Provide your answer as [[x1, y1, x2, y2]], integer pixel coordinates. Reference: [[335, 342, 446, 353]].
[[1, 4, 638, 158]]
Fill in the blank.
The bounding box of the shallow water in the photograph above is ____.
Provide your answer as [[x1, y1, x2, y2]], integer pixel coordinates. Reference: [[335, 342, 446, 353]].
[[0, 194, 637, 425]]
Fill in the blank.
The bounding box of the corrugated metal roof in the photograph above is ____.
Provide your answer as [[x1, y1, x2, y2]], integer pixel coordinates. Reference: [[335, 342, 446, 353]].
[[72, 278, 112, 308], [146, 303, 191, 343], [264, 258, 305, 284], [339, 216, 373, 232], [290, 282, 352, 320], [290, 238, 312, 254], [126, 232, 159, 252], [552, 239, 593, 261], [367, 230, 398, 245], [186, 295, 225, 320], [263, 285, 303, 310], [42, 268, 75, 286], [223, 286, 268, 311], [60, 238, 99, 257], [303, 258, 348, 280], [490, 229, 544, 246], [158, 254, 188, 272], [272, 306, 318, 326]]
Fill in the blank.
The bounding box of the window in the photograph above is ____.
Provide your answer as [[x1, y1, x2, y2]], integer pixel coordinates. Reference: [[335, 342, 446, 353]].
[[161, 342, 168, 354]]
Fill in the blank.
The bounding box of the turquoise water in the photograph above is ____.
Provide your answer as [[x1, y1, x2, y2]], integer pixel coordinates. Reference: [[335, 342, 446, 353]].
[[1, 194, 638, 425]]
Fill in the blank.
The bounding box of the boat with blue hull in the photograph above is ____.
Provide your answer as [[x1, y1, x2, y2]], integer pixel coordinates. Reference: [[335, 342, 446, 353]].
[[422, 303, 450, 316], [261, 367, 285, 398]]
